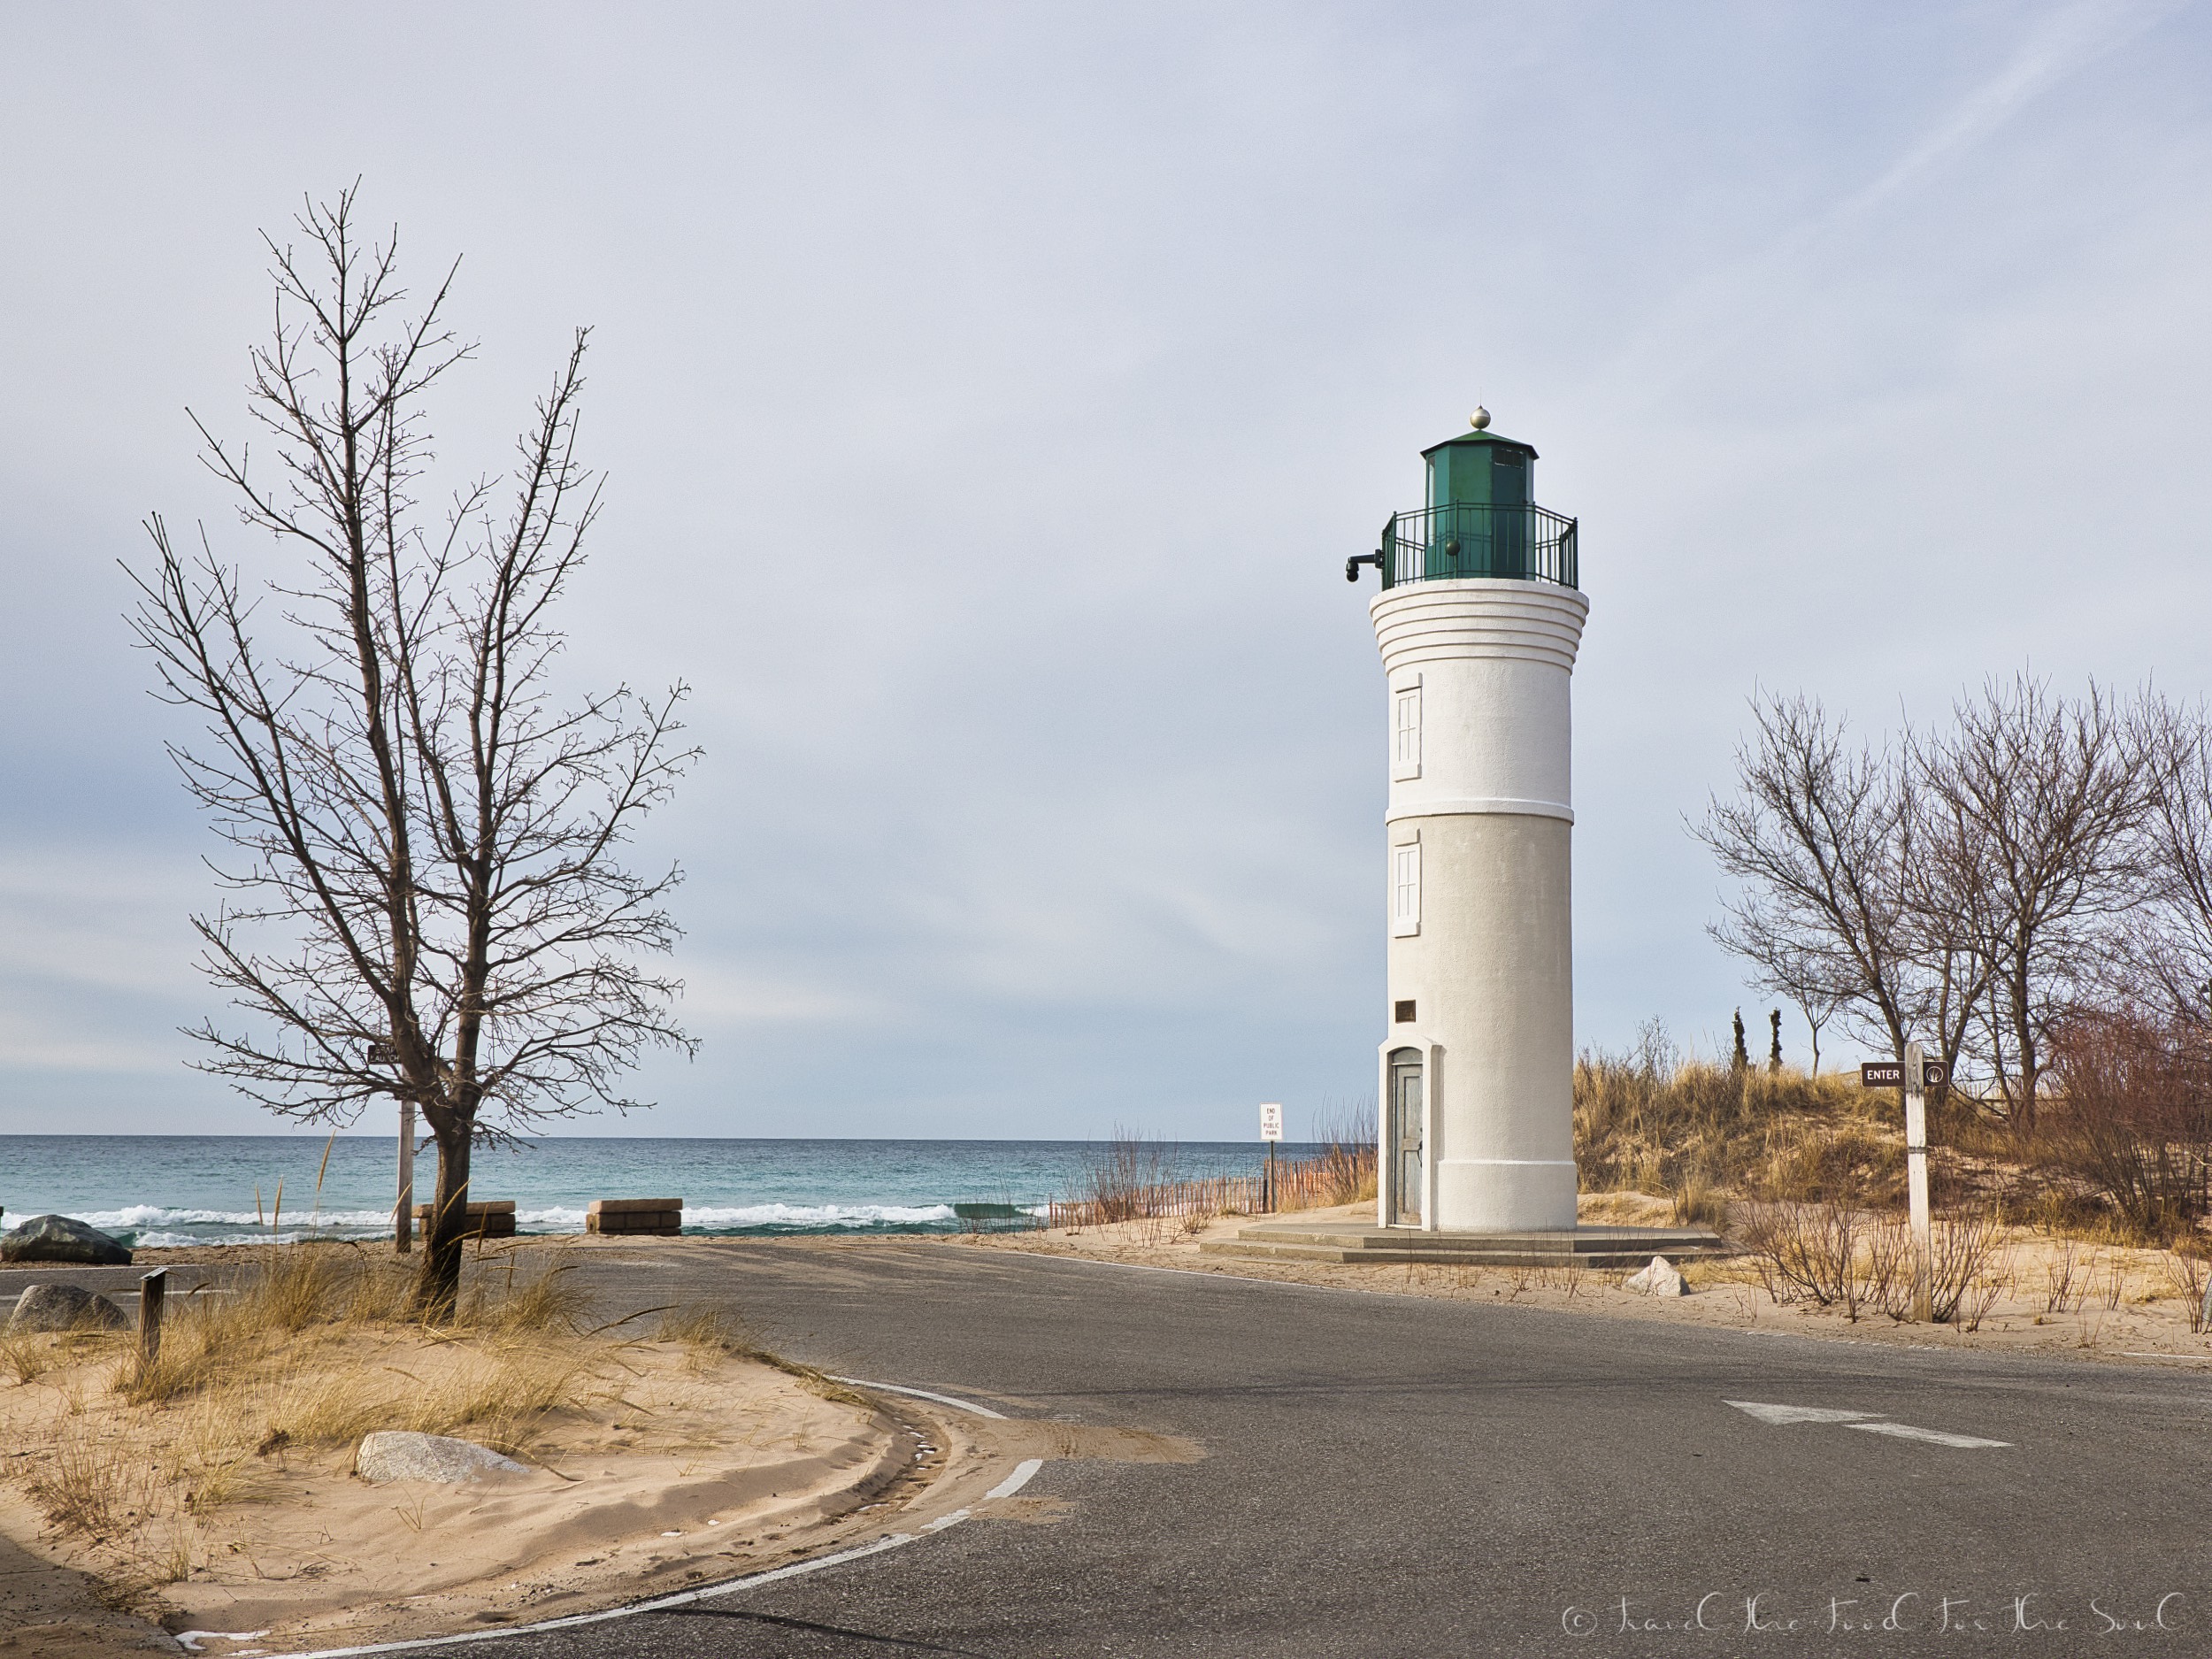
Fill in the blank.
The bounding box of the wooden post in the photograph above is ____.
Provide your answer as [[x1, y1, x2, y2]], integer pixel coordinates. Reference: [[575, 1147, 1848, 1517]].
[[1905, 1040, 1932, 1322], [395, 1101, 416, 1255], [139, 1268, 167, 1371], [1265, 1141, 1276, 1213]]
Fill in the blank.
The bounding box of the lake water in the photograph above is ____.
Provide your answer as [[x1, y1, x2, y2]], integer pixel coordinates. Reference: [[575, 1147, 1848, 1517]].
[[0, 1135, 1305, 1248]]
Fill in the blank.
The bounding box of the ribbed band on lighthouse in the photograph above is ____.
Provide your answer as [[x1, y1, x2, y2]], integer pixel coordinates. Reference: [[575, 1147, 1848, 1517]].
[[1356, 414, 1587, 1233]]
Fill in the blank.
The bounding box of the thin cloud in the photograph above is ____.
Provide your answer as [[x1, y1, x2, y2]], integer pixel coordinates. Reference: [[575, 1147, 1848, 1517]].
[[1601, 0, 2184, 410]]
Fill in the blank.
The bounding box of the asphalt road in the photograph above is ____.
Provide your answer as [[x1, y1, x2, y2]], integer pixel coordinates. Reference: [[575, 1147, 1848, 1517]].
[[16, 1243, 2212, 1656], [349, 1240, 2212, 1659]]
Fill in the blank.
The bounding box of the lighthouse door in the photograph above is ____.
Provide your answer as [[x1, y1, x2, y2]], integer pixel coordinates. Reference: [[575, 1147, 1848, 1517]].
[[1387, 1048, 1424, 1226]]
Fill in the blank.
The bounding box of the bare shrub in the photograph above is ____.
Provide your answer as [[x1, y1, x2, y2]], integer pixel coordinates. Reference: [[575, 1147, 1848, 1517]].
[[2162, 1249, 2212, 1334], [2098, 1258, 2128, 1312], [2040, 1013, 2212, 1240], [1740, 1200, 1871, 1317], [1954, 1256, 2012, 1334], [1862, 1215, 1911, 1320], [1741, 1194, 2003, 1325], [2045, 1240, 2087, 1314], [1927, 1209, 2009, 1324]]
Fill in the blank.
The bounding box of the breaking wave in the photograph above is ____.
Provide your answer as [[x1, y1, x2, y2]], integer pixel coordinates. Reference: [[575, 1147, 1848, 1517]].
[[45, 1199, 1041, 1247]]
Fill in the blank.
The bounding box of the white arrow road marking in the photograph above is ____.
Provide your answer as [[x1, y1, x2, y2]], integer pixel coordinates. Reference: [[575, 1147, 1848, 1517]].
[[1847, 1420, 2011, 1449], [1724, 1401, 1886, 1425], [1725, 1400, 2009, 1448]]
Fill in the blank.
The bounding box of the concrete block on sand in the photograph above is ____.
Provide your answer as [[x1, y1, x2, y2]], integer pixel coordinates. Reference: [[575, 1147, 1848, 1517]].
[[0, 1214, 133, 1266], [1624, 1256, 1688, 1296], [356, 1432, 531, 1484], [7, 1283, 129, 1333], [410, 1201, 517, 1239], [587, 1197, 684, 1236]]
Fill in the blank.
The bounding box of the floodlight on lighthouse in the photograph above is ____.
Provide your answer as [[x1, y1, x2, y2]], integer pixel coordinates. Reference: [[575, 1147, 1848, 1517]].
[[1347, 411, 1586, 1233]]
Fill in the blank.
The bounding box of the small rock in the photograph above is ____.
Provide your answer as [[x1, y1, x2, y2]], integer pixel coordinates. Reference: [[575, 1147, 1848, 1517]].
[[1624, 1255, 1688, 1296], [8, 1283, 130, 1333], [355, 1431, 531, 1484], [0, 1214, 133, 1266]]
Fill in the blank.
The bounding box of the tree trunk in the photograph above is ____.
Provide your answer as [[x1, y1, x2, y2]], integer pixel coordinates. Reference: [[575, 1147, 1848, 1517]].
[[412, 1116, 472, 1318], [2010, 957, 2040, 1137]]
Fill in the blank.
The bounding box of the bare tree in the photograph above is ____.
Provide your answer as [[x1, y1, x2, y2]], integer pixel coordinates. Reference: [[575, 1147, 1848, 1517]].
[[127, 187, 698, 1314], [2124, 695, 2212, 1035], [1895, 750, 2003, 1113], [1696, 694, 1924, 1070], [1696, 692, 1998, 1113], [1917, 675, 2152, 1131], [1788, 980, 1844, 1079]]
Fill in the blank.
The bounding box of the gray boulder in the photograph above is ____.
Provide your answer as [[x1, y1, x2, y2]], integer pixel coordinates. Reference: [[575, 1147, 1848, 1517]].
[[8, 1283, 129, 1333], [356, 1431, 530, 1484], [1624, 1255, 1688, 1296], [0, 1214, 133, 1266]]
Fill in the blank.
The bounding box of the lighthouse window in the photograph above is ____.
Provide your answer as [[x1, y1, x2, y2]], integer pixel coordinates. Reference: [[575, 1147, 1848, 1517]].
[[1391, 681, 1422, 780], [1391, 842, 1421, 937]]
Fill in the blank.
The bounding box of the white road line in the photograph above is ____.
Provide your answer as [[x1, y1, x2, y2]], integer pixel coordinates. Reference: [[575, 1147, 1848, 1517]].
[[257, 1533, 920, 1659], [1847, 1420, 2011, 1449], [833, 1376, 1010, 1418], [256, 1378, 1025, 1659], [986, 1457, 1044, 1499]]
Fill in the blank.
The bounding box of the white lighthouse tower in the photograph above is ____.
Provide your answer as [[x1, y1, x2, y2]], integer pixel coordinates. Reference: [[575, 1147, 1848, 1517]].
[[1347, 410, 1586, 1233]]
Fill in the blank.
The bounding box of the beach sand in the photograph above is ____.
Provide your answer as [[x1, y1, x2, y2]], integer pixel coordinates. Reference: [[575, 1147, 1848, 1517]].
[[940, 1194, 2212, 1369], [0, 1325, 921, 1656]]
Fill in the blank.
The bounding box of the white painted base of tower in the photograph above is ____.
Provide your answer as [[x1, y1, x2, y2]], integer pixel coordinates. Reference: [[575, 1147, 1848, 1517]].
[[1371, 577, 1587, 1235], [1434, 1158, 1578, 1232]]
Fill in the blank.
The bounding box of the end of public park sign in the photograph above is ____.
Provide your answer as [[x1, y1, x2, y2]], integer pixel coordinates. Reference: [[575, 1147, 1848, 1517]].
[[1259, 1102, 1284, 1141], [1861, 1059, 1947, 1088]]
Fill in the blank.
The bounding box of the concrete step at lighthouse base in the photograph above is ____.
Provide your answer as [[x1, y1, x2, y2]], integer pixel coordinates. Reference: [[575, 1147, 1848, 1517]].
[[1199, 1220, 1734, 1269]]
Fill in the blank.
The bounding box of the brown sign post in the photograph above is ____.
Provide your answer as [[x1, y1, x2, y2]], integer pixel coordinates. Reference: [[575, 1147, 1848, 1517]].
[[1860, 1059, 1948, 1089]]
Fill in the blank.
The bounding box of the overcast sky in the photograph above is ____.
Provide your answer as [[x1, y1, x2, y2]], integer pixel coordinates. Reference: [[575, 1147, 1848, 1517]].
[[3, 2, 2208, 1141]]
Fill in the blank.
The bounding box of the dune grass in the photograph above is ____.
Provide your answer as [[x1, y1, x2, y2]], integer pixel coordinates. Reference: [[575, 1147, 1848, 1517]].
[[0, 1240, 631, 1594], [1575, 1049, 1903, 1213]]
